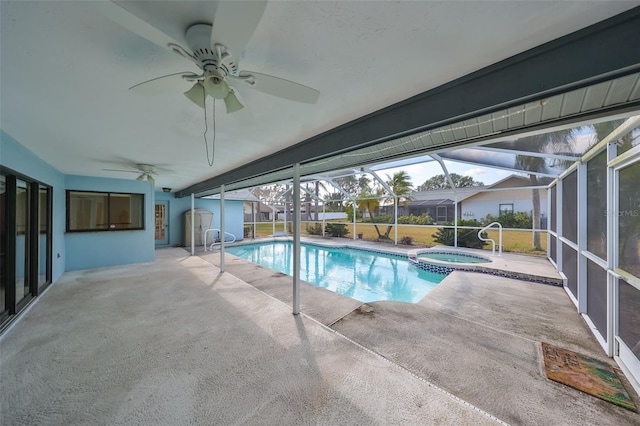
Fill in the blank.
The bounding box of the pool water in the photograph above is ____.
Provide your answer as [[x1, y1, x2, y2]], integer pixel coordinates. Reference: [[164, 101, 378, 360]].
[[418, 252, 490, 264], [226, 242, 446, 303]]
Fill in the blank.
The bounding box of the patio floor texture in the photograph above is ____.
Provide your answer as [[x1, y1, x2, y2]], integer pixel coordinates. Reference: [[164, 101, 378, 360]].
[[2, 245, 639, 425]]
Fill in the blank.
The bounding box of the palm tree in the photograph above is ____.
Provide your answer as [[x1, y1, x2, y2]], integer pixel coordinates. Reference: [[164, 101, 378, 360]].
[[313, 180, 328, 221], [514, 130, 573, 250], [304, 183, 312, 229], [381, 171, 413, 239], [356, 189, 383, 237]]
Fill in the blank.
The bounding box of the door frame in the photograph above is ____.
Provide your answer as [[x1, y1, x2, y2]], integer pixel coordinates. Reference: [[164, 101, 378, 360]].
[[154, 201, 169, 246]]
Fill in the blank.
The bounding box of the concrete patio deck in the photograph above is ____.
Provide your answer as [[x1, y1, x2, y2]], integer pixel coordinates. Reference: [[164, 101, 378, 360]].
[[1, 245, 639, 425]]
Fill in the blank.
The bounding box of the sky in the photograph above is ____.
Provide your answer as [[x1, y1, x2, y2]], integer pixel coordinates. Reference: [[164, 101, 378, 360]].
[[370, 129, 607, 188], [371, 156, 512, 189]]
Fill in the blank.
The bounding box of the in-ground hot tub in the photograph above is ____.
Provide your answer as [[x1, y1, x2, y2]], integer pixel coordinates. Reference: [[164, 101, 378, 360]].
[[408, 247, 564, 287], [407, 248, 493, 275], [417, 251, 491, 264]]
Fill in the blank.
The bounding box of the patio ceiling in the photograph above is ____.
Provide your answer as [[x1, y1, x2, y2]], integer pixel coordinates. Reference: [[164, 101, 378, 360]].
[[177, 28, 640, 196], [184, 79, 640, 196], [1, 2, 639, 195]]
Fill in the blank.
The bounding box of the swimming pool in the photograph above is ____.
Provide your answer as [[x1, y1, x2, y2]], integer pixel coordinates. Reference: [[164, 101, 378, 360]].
[[225, 242, 446, 303]]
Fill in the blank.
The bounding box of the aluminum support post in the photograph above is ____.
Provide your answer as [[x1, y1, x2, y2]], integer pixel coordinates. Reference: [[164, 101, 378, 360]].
[[293, 164, 301, 315], [220, 184, 225, 272]]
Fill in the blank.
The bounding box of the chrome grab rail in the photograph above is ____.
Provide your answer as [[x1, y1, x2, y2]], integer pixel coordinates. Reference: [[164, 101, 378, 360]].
[[203, 228, 237, 252], [478, 222, 502, 256]]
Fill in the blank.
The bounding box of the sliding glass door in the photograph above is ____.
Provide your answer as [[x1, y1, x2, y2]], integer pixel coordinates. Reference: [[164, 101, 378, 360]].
[[0, 175, 6, 321], [15, 179, 31, 307], [0, 169, 51, 330], [38, 185, 51, 289]]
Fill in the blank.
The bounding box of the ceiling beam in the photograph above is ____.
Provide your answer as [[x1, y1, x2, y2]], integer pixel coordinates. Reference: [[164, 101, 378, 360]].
[[176, 7, 640, 198]]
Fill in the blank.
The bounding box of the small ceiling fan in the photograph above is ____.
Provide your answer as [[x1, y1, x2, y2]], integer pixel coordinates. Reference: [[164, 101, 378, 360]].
[[128, 1, 320, 113], [102, 163, 161, 183]]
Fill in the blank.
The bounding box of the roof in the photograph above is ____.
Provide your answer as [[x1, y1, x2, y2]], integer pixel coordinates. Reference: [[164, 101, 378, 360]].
[[410, 187, 484, 204]]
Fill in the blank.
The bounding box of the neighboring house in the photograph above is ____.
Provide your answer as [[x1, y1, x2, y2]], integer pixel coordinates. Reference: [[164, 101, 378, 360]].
[[244, 201, 277, 222], [460, 175, 550, 223], [390, 175, 549, 224], [402, 187, 480, 223]]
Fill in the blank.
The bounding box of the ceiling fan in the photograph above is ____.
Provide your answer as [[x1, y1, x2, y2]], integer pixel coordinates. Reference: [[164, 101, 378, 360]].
[[102, 163, 160, 183], [127, 1, 320, 113]]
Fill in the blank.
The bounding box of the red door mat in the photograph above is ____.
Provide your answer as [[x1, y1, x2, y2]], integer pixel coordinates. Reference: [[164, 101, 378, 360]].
[[542, 342, 637, 412]]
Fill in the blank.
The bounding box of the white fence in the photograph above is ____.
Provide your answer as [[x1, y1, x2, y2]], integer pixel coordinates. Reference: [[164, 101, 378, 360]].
[[276, 212, 347, 221]]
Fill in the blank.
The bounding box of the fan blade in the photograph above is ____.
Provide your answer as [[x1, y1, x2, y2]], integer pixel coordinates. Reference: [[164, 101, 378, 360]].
[[231, 71, 320, 104], [95, 1, 182, 50], [130, 72, 199, 95], [102, 169, 139, 174], [211, 1, 267, 56]]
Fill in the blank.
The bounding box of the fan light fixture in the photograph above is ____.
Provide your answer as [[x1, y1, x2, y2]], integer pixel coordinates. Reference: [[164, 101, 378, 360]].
[[184, 83, 206, 108], [183, 73, 244, 114], [203, 73, 230, 99], [184, 72, 246, 168], [136, 173, 154, 183], [224, 89, 244, 114]]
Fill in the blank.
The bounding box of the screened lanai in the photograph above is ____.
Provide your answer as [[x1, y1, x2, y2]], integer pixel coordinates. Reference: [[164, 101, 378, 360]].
[[191, 75, 640, 396]]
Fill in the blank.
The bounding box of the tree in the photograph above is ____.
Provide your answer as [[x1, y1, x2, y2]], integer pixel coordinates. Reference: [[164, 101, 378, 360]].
[[327, 175, 371, 212], [333, 175, 371, 197], [590, 120, 639, 275], [324, 192, 344, 211], [313, 180, 329, 220], [356, 188, 383, 237], [303, 183, 312, 228], [416, 173, 484, 191], [514, 130, 574, 250], [252, 184, 285, 202], [380, 171, 414, 239], [333, 175, 358, 196]]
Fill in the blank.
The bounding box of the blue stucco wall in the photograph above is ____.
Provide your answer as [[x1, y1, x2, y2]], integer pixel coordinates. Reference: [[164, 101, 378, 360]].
[[1, 130, 244, 277], [65, 175, 155, 271], [155, 192, 244, 247], [1, 130, 66, 281]]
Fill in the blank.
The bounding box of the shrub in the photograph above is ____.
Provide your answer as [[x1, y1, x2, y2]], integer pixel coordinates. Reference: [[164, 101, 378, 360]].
[[398, 213, 434, 225], [363, 213, 434, 225], [325, 223, 349, 238], [432, 219, 488, 249], [306, 223, 323, 235], [345, 205, 359, 222], [364, 214, 393, 224], [480, 211, 532, 229], [400, 235, 414, 245]]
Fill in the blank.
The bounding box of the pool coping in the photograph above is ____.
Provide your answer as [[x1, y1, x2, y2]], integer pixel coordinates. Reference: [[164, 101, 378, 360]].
[[226, 237, 564, 287], [226, 236, 410, 259], [408, 247, 564, 287]]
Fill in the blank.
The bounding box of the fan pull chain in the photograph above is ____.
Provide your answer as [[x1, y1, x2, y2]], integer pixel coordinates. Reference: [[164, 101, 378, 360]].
[[203, 94, 215, 167]]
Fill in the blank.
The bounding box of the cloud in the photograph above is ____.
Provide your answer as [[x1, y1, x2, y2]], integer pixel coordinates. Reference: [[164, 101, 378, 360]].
[[462, 167, 489, 177]]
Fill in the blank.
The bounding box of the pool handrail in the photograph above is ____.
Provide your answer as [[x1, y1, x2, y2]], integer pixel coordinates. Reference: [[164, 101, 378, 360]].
[[203, 228, 237, 252], [478, 222, 502, 256]]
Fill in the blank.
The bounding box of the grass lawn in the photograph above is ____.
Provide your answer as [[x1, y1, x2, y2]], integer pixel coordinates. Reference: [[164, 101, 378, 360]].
[[246, 222, 547, 255]]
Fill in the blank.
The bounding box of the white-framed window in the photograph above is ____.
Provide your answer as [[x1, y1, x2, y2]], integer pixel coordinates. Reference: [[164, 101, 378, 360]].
[[499, 203, 514, 214]]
